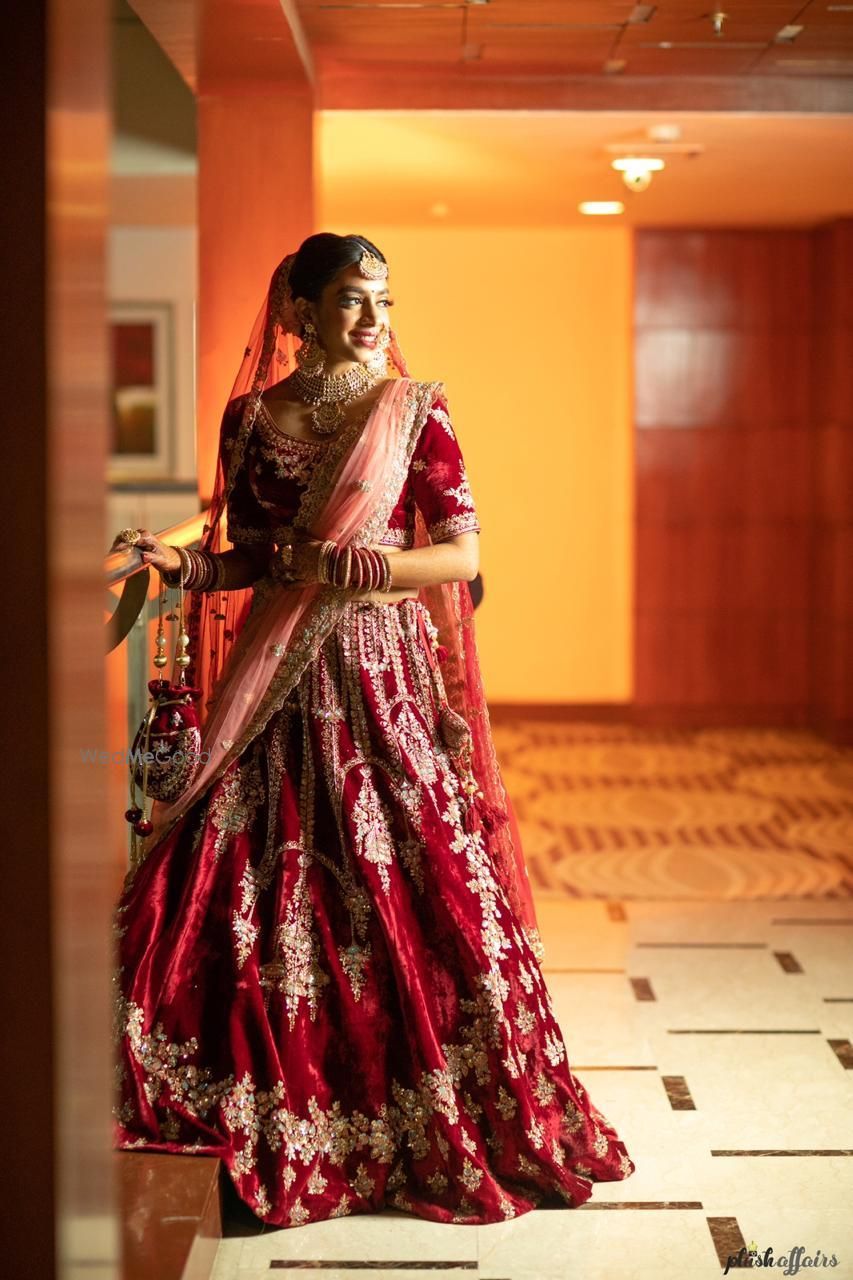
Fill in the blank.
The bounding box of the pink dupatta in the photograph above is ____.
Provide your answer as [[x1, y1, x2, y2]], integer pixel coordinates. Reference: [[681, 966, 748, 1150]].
[[145, 375, 419, 851]]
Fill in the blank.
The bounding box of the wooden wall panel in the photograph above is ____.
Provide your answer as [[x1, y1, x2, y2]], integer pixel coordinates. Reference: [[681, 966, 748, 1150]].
[[633, 228, 816, 722], [812, 219, 853, 742]]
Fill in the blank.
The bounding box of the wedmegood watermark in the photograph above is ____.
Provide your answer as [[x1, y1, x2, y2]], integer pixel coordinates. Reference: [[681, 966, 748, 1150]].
[[79, 747, 212, 766]]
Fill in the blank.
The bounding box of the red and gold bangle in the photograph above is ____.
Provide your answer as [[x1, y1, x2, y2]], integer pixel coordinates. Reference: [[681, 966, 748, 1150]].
[[333, 544, 346, 588], [186, 548, 203, 589], [340, 545, 352, 589], [325, 541, 339, 585], [350, 548, 363, 590], [162, 546, 227, 592], [195, 549, 215, 590], [318, 540, 337, 585], [203, 554, 226, 593], [360, 548, 374, 591], [327, 544, 337, 586], [162, 545, 195, 588], [326, 542, 338, 586]]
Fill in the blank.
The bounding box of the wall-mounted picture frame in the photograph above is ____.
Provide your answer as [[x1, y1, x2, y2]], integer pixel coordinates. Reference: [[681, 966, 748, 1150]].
[[109, 300, 175, 482]]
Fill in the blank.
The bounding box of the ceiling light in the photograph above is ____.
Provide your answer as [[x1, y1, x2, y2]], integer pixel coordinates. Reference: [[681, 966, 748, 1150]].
[[611, 156, 665, 192], [579, 201, 625, 216]]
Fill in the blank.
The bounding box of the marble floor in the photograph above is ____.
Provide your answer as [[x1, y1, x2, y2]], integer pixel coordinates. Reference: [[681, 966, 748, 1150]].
[[210, 894, 853, 1280]]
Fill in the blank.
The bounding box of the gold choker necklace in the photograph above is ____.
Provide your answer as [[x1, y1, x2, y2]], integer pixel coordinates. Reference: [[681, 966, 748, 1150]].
[[291, 363, 379, 433]]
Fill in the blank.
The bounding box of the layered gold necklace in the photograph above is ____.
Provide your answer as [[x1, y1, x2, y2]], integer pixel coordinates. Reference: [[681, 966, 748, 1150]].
[[290, 363, 381, 434]]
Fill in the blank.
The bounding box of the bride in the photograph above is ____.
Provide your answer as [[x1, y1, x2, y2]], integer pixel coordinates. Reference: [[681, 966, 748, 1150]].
[[110, 231, 635, 1228]]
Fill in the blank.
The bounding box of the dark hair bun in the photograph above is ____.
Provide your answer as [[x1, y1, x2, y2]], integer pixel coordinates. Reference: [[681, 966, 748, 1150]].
[[289, 232, 387, 304]]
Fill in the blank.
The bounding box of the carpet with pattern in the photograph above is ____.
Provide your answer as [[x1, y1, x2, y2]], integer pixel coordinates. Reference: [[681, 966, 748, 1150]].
[[490, 721, 853, 900]]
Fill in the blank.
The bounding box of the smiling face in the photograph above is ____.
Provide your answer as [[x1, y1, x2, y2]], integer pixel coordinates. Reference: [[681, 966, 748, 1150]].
[[295, 263, 394, 371]]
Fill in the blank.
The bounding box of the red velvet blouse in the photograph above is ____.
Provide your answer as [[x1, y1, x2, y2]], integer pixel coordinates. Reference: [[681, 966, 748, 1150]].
[[222, 390, 481, 550]]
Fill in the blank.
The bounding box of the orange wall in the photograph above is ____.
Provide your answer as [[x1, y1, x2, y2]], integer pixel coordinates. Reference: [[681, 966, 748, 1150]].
[[315, 220, 634, 703]]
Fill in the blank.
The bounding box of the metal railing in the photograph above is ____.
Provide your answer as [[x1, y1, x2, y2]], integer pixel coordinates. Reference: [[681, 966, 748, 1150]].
[[105, 510, 209, 651]]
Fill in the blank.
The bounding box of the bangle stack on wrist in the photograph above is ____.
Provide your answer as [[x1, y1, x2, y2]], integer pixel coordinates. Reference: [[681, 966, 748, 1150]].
[[317, 540, 392, 592], [161, 547, 226, 593]]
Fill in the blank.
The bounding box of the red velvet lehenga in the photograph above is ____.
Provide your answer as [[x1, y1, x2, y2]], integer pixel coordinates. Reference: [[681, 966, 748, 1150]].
[[112, 389, 636, 1227]]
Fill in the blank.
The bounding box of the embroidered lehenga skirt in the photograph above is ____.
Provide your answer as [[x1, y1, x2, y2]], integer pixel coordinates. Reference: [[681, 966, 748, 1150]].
[[113, 596, 636, 1227]]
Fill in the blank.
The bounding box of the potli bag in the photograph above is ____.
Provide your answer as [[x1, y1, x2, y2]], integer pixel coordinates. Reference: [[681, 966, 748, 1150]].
[[125, 551, 205, 865]]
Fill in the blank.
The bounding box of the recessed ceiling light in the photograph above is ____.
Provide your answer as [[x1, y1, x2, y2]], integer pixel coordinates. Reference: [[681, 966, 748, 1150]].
[[612, 157, 665, 173], [579, 201, 625, 216]]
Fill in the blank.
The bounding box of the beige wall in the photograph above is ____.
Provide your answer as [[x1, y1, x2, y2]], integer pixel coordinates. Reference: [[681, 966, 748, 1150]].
[[318, 222, 634, 703]]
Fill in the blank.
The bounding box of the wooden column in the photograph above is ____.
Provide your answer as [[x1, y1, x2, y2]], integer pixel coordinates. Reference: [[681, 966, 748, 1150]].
[[812, 218, 853, 744], [197, 82, 314, 501], [1, 1, 118, 1277]]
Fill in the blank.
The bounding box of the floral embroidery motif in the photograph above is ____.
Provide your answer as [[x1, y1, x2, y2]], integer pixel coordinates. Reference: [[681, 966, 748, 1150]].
[[526, 1118, 545, 1149], [460, 1128, 478, 1156], [289, 1198, 310, 1226], [351, 773, 396, 895], [562, 1098, 585, 1134], [398, 832, 426, 893], [460, 1158, 483, 1190], [533, 1072, 557, 1107], [514, 1002, 537, 1037], [498, 1191, 517, 1219], [258, 436, 322, 487], [338, 941, 372, 1002], [330, 1192, 353, 1217], [123, 1001, 234, 1118], [232, 913, 259, 968], [351, 1163, 376, 1199], [593, 1127, 610, 1158], [266, 852, 330, 1027], [209, 750, 266, 863], [544, 1029, 566, 1066], [442, 467, 476, 512], [495, 1086, 517, 1120], [393, 702, 439, 784], [429, 402, 455, 439]]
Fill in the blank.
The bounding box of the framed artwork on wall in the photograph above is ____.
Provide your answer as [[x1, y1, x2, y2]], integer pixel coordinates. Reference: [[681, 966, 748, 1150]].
[[109, 301, 175, 482]]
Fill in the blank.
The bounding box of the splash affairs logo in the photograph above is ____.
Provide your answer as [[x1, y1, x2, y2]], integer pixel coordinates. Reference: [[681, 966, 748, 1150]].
[[723, 1240, 839, 1274]]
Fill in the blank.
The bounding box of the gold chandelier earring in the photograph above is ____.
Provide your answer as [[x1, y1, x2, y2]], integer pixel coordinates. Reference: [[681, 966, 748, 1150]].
[[366, 326, 391, 377], [296, 319, 326, 374]]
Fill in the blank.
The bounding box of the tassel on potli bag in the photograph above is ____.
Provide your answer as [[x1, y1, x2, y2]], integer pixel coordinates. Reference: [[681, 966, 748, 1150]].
[[125, 553, 204, 868]]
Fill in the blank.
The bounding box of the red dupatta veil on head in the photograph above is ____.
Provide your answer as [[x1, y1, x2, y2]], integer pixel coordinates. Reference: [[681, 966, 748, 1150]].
[[150, 240, 542, 955]]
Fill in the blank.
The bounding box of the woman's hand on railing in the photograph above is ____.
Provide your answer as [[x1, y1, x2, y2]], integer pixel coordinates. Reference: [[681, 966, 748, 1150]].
[[110, 528, 181, 576]]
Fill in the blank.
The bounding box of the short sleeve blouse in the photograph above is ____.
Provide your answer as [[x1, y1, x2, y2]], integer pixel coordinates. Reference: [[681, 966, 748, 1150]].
[[220, 388, 481, 549]]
